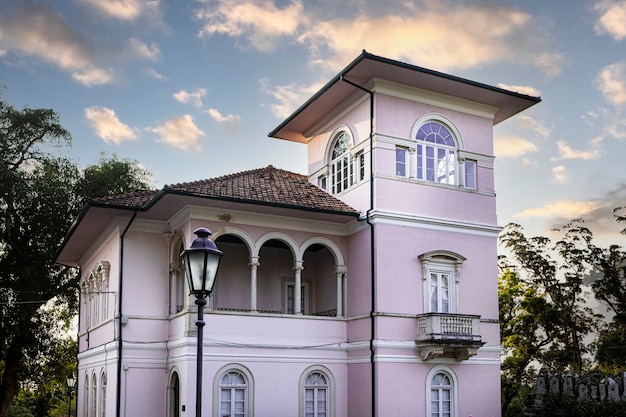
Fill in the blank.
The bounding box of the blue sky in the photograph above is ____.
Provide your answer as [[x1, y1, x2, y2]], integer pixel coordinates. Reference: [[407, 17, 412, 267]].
[[1, 0, 626, 242]]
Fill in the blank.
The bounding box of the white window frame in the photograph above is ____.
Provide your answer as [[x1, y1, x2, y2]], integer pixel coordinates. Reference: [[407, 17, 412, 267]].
[[327, 127, 364, 195], [299, 366, 335, 417], [411, 115, 464, 187], [396, 146, 409, 177], [419, 251, 466, 314], [461, 159, 477, 189], [426, 366, 459, 417], [100, 372, 106, 417], [90, 373, 97, 417], [83, 375, 89, 417], [213, 364, 254, 417]]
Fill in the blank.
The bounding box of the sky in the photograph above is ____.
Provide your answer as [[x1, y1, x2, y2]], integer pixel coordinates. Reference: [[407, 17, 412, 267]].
[[1, 0, 626, 244]]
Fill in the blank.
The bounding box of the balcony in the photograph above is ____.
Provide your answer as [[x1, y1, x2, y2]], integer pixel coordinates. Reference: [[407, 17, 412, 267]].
[[415, 312, 484, 361]]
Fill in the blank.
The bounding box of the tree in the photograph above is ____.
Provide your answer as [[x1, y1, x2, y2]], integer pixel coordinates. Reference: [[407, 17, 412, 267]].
[[500, 221, 599, 374], [0, 99, 152, 417], [499, 268, 559, 416], [499, 217, 626, 414]]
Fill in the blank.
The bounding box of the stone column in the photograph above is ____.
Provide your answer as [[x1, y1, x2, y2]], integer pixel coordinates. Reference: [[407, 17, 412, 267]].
[[249, 257, 260, 312], [294, 261, 304, 315], [335, 265, 347, 317]]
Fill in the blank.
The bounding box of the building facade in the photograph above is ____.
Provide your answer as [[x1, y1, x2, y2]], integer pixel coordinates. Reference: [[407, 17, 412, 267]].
[[56, 52, 540, 417]]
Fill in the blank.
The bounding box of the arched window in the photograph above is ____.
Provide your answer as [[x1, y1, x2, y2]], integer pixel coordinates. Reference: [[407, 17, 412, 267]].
[[304, 372, 328, 417], [331, 132, 352, 194], [426, 367, 458, 417], [97, 262, 110, 322], [416, 121, 456, 184], [100, 372, 106, 417], [83, 375, 89, 417], [90, 374, 97, 417], [299, 366, 335, 417], [326, 129, 365, 195], [170, 238, 186, 314], [216, 368, 251, 417], [168, 372, 180, 417]]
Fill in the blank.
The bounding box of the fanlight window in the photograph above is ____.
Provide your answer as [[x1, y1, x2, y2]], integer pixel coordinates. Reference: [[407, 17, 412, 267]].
[[416, 122, 456, 184], [220, 371, 247, 417], [304, 372, 328, 417]]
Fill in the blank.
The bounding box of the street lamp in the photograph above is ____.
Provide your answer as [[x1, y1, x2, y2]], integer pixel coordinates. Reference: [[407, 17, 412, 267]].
[[66, 373, 76, 417], [181, 227, 223, 417]]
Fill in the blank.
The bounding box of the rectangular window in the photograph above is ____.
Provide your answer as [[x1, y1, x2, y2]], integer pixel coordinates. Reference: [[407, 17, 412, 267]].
[[430, 272, 450, 313], [396, 147, 407, 177], [463, 160, 476, 189], [285, 282, 309, 314], [356, 151, 365, 181], [318, 176, 327, 190]]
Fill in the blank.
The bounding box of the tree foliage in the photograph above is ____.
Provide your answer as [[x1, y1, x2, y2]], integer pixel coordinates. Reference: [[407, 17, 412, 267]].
[[499, 218, 626, 416], [0, 99, 152, 417]]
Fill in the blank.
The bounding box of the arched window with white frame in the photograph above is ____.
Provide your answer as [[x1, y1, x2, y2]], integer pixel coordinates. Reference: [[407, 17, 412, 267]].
[[100, 372, 106, 417], [416, 121, 456, 184], [399, 116, 477, 189], [213, 364, 254, 417], [90, 373, 97, 417], [325, 128, 365, 195], [83, 375, 89, 417], [426, 366, 459, 417], [299, 365, 335, 417]]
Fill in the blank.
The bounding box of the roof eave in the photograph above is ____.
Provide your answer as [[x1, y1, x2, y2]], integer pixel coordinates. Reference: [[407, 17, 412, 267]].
[[268, 51, 541, 142]]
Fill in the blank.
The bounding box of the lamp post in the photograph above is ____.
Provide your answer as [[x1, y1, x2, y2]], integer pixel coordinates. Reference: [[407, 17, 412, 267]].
[[181, 227, 223, 417], [66, 373, 76, 417]]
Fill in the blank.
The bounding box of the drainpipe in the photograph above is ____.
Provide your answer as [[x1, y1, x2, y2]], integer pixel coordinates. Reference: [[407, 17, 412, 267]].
[[340, 75, 376, 417], [116, 212, 137, 417]]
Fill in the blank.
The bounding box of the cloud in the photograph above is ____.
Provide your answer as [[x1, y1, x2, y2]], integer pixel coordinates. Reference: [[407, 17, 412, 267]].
[[206, 108, 241, 126], [551, 140, 602, 161], [596, 61, 626, 106], [513, 184, 626, 243], [148, 115, 204, 151], [195, 1, 560, 77], [84, 0, 161, 21], [0, 1, 115, 86], [129, 37, 160, 61], [552, 165, 568, 183], [196, 0, 303, 52], [174, 88, 207, 107], [498, 83, 541, 98], [595, 0, 626, 40], [494, 136, 538, 158], [514, 114, 551, 139], [260, 77, 323, 118], [85, 106, 137, 144], [515, 200, 599, 219]]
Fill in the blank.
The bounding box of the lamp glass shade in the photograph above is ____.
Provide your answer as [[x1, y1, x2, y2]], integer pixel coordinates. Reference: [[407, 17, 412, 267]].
[[67, 374, 76, 389], [181, 228, 223, 298]]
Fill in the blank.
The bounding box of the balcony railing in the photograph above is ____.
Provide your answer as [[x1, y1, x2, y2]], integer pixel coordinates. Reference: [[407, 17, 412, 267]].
[[415, 312, 483, 361]]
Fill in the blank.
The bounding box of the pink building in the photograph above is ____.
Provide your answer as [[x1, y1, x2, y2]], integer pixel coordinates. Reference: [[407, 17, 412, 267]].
[[56, 52, 540, 417]]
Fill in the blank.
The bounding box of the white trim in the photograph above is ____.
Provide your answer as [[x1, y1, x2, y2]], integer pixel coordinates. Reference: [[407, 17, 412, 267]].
[[372, 78, 498, 121], [367, 209, 502, 236]]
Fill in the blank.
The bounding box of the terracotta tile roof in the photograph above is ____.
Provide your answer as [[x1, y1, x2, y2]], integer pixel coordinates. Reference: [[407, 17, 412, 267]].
[[91, 188, 158, 208], [165, 165, 361, 215], [91, 166, 361, 216]]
